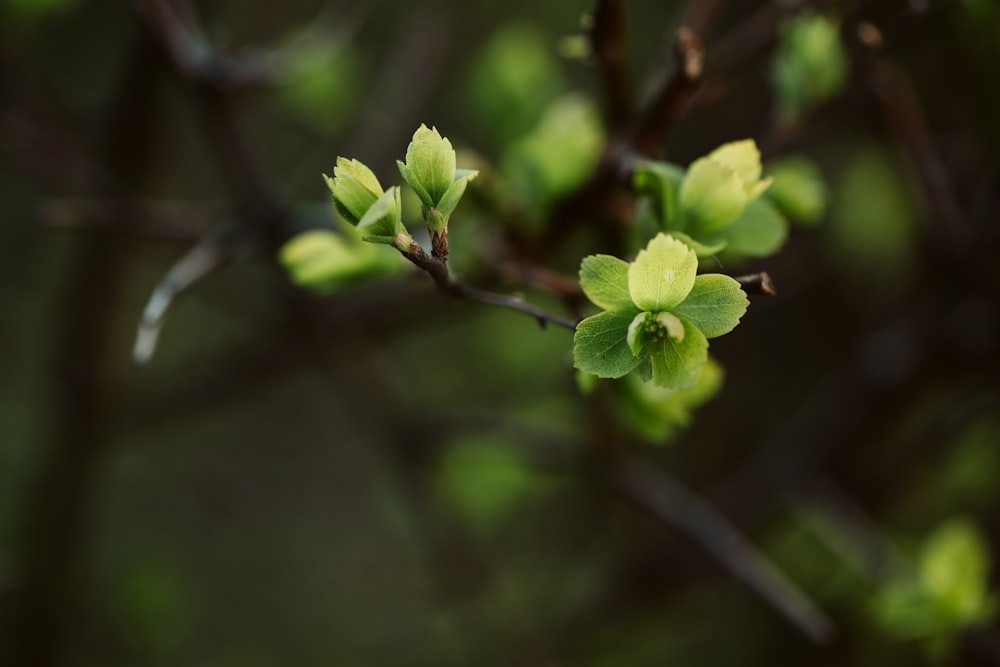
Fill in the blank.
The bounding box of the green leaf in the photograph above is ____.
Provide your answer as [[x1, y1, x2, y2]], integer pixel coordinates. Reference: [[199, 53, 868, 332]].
[[275, 39, 363, 135], [356, 186, 402, 239], [772, 14, 847, 122], [680, 157, 748, 232], [396, 160, 433, 209], [649, 321, 708, 389], [279, 229, 403, 293], [580, 254, 635, 312], [435, 175, 471, 222], [627, 233, 698, 312], [672, 274, 749, 338], [707, 140, 764, 189], [403, 124, 456, 204], [828, 145, 921, 281], [765, 156, 827, 225], [464, 25, 563, 149], [667, 231, 727, 257], [502, 95, 604, 214], [617, 357, 723, 442], [718, 198, 789, 258], [919, 519, 995, 625], [633, 160, 685, 228], [435, 435, 550, 536], [325, 157, 384, 225], [574, 311, 646, 379]]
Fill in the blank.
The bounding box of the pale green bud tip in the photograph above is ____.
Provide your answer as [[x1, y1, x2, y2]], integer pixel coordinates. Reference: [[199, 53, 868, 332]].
[[405, 123, 457, 204], [413, 123, 443, 142], [681, 139, 773, 231], [708, 140, 763, 184], [332, 157, 383, 197]]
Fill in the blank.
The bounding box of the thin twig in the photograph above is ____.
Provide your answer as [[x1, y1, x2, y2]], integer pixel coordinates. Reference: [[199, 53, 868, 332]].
[[735, 272, 776, 296], [400, 244, 579, 330], [611, 454, 835, 644], [132, 228, 239, 365]]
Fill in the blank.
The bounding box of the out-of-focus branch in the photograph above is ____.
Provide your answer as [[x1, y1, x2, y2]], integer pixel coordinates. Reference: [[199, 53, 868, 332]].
[[547, 28, 704, 242], [869, 60, 967, 247], [589, 0, 634, 129], [627, 27, 704, 158], [40, 197, 221, 241], [610, 454, 835, 644]]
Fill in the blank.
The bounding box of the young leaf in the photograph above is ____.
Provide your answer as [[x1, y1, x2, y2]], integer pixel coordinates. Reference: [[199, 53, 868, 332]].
[[627, 234, 698, 312], [919, 520, 995, 625], [649, 321, 708, 389], [326, 157, 384, 225], [617, 357, 724, 442], [680, 157, 747, 232], [396, 160, 433, 209], [766, 156, 827, 225], [435, 175, 471, 222], [633, 160, 685, 228], [671, 274, 749, 338], [580, 254, 635, 312], [718, 198, 789, 258], [279, 229, 402, 293], [667, 231, 727, 257], [404, 124, 456, 204], [356, 186, 402, 239], [574, 311, 646, 379], [706, 140, 772, 201]]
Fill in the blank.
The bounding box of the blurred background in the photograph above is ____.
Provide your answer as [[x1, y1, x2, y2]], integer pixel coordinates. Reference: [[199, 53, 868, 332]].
[[2, 0, 999, 665]]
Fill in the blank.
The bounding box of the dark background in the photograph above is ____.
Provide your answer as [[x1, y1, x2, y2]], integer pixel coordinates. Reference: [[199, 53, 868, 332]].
[[1, 0, 999, 665]]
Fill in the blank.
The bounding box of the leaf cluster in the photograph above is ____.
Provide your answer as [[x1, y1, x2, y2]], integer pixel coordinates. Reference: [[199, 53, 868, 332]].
[[574, 234, 748, 390]]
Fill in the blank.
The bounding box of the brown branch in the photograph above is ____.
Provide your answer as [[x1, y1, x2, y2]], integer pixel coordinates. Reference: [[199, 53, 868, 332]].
[[589, 0, 634, 129], [546, 27, 704, 242], [12, 27, 163, 667], [627, 27, 704, 158], [610, 454, 835, 644], [735, 272, 776, 296]]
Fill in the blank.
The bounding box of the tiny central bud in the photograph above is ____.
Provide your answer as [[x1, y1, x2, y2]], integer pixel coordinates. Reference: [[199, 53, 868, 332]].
[[655, 311, 686, 343], [627, 311, 686, 355]]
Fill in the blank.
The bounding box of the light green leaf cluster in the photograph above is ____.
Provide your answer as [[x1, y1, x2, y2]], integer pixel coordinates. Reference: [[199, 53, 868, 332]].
[[324, 157, 411, 251], [615, 358, 724, 442], [502, 94, 604, 222], [574, 234, 748, 389], [397, 124, 479, 232], [464, 25, 563, 148], [772, 13, 848, 122], [321, 125, 477, 255], [765, 156, 827, 225], [274, 38, 363, 135], [632, 139, 791, 260], [279, 227, 405, 294], [873, 519, 996, 660], [434, 435, 551, 536], [828, 145, 921, 286]]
